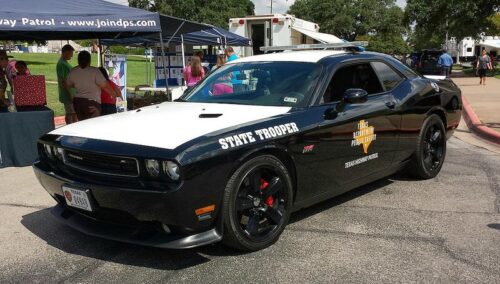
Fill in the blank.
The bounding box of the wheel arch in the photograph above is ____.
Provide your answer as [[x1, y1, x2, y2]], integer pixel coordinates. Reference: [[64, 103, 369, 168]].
[[427, 107, 447, 127], [231, 145, 298, 203]]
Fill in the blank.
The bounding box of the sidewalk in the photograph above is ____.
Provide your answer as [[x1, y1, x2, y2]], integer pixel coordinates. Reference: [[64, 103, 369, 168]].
[[452, 77, 500, 144]]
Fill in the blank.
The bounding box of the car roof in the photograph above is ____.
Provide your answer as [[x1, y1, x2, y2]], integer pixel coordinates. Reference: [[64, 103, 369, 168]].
[[230, 50, 348, 64]]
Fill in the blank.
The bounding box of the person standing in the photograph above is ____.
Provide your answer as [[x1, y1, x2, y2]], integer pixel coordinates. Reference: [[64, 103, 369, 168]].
[[477, 49, 492, 85], [183, 56, 205, 88], [0, 50, 10, 112], [211, 54, 227, 72], [66, 51, 116, 120], [57, 45, 77, 124], [98, 67, 122, 115], [225, 46, 239, 62], [437, 50, 453, 78]]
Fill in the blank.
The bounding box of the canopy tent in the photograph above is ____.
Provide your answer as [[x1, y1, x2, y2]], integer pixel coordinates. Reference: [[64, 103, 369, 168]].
[[182, 27, 252, 46], [292, 26, 343, 44], [0, 0, 161, 40], [102, 26, 251, 47]]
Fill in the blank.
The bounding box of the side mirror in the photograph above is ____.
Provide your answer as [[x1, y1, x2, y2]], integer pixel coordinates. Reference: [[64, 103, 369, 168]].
[[343, 88, 368, 104]]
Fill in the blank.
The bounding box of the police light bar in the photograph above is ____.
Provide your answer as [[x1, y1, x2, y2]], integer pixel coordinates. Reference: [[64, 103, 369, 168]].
[[259, 42, 368, 52]]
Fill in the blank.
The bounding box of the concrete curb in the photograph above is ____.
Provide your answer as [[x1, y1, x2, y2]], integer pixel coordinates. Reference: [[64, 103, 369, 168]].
[[462, 96, 500, 145]]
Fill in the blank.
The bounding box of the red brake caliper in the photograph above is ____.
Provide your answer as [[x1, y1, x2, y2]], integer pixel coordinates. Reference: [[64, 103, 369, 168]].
[[260, 179, 274, 206]]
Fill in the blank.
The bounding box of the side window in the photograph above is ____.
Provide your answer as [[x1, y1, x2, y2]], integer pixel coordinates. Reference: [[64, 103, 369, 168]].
[[371, 62, 404, 91], [322, 63, 384, 104]]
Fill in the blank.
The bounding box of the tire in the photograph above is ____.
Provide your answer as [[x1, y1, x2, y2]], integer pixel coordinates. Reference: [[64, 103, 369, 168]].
[[407, 114, 447, 179], [222, 155, 293, 251]]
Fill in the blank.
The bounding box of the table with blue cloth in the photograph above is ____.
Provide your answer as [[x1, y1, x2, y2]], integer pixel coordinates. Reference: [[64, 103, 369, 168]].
[[0, 107, 55, 168]]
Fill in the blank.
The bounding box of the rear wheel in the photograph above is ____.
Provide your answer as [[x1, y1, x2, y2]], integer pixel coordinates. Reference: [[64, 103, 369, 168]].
[[222, 155, 293, 251], [407, 114, 447, 179]]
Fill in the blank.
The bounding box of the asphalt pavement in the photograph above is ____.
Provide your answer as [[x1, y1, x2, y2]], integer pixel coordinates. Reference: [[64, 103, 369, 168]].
[[0, 136, 499, 283]]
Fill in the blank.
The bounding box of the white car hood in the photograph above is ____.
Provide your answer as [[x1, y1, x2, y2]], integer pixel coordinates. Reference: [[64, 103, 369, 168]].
[[51, 102, 291, 149]]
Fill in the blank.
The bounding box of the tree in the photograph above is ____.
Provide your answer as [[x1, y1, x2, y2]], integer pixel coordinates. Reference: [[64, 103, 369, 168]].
[[129, 0, 255, 28], [405, 0, 500, 49], [289, 0, 406, 41], [288, 0, 409, 54]]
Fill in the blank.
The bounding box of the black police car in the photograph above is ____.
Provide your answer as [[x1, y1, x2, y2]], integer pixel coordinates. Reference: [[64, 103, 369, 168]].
[[34, 45, 462, 251]]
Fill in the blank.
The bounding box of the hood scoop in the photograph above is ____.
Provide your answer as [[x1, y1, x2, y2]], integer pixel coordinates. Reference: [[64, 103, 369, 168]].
[[199, 113, 223, 118]]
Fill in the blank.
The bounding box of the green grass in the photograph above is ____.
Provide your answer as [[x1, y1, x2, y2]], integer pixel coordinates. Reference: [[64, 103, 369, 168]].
[[10, 53, 154, 116]]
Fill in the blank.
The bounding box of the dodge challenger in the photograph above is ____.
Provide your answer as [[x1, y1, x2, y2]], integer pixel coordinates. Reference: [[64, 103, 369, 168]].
[[33, 47, 462, 251]]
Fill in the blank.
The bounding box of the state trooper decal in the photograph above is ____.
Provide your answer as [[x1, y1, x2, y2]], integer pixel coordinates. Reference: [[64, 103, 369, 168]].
[[219, 122, 299, 150]]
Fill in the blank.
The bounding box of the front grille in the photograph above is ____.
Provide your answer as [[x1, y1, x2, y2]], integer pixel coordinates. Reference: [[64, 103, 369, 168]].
[[63, 149, 139, 177]]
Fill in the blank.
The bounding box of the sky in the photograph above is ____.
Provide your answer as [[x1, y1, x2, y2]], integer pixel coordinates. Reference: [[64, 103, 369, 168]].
[[251, 0, 407, 15]]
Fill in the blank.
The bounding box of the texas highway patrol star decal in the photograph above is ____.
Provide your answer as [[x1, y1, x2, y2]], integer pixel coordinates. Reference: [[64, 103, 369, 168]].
[[351, 120, 377, 154]]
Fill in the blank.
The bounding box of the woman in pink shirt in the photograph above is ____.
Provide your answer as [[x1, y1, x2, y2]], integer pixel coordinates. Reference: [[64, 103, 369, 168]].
[[183, 56, 205, 88]]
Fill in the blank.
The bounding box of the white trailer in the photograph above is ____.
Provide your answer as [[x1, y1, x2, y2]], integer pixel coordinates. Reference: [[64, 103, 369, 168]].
[[228, 14, 342, 57]]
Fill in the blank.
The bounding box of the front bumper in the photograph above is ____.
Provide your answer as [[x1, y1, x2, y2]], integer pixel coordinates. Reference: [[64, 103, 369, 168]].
[[50, 204, 221, 249], [33, 161, 223, 249]]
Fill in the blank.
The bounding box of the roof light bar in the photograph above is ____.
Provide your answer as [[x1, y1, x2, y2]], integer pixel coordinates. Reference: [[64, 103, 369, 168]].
[[259, 42, 368, 52]]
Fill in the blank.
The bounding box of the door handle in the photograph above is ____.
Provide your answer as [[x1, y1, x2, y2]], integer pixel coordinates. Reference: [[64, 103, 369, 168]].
[[385, 101, 396, 109]]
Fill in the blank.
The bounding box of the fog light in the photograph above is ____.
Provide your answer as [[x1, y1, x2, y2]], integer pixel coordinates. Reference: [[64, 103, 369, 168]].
[[145, 159, 160, 176], [163, 161, 180, 180]]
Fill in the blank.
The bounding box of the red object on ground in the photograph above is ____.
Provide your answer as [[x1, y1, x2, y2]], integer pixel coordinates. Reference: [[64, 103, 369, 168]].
[[13, 75, 46, 106], [462, 96, 500, 145]]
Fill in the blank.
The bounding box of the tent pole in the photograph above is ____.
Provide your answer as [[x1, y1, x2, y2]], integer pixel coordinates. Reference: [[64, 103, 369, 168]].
[[97, 39, 101, 67], [159, 32, 169, 92], [181, 35, 186, 86], [162, 22, 185, 90]]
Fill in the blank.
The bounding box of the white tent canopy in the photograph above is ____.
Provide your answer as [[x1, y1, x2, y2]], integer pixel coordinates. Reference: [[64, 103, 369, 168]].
[[292, 26, 343, 44]]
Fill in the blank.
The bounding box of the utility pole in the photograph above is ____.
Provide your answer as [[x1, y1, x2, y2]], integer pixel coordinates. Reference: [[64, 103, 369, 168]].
[[270, 0, 273, 14]]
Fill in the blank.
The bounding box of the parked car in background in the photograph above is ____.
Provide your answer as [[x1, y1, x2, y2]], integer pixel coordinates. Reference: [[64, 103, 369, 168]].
[[416, 49, 445, 75]]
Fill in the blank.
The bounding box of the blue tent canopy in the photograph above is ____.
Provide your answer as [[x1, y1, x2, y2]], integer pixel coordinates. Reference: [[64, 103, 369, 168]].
[[182, 27, 252, 46], [102, 27, 251, 47], [0, 0, 161, 40]]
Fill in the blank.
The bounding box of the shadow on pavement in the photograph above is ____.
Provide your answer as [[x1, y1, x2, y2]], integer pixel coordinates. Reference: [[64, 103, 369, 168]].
[[487, 223, 500, 230], [20, 174, 402, 266], [290, 176, 394, 224], [20, 209, 241, 270]]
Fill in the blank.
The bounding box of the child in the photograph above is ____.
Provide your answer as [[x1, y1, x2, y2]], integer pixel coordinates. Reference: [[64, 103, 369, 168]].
[[14, 61, 30, 76], [98, 67, 122, 115]]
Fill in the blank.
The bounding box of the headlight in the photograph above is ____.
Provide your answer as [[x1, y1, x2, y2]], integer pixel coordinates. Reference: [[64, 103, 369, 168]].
[[163, 161, 180, 181], [43, 144, 54, 158], [54, 147, 64, 160], [145, 159, 160, 176]]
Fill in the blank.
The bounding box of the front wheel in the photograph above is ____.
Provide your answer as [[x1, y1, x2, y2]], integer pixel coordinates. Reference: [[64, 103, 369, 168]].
[[407, 114, 447, 179], [222, 155, 293, 251]]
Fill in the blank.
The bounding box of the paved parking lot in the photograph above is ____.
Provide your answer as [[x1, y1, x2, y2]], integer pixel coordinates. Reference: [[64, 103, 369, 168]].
[[1, 137, 499, 283]]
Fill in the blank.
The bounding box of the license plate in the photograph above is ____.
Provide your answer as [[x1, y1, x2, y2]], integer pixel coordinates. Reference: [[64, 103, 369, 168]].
[[62, 186, 92, 212]]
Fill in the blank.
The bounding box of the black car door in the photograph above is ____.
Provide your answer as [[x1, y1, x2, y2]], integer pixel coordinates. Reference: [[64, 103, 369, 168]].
[[295, 61, 402, 202]]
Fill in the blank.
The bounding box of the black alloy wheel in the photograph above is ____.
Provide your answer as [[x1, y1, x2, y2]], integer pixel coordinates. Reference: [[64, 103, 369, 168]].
[[422, 124, 445, 172], [222, 155, 293, 251], [408, 114, 447, 179]]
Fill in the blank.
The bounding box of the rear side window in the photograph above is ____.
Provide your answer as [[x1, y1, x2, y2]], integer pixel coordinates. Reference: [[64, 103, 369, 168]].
[[371, 62, 404, 91], [321, 63, 384, 103]]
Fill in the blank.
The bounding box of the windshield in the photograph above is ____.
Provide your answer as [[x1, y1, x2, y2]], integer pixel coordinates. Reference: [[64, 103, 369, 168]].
[[181, 62, 322, 107]]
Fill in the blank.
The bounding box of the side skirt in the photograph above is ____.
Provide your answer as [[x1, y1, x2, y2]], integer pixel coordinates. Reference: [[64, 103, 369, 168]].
[[291, 161, 408, 212]]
